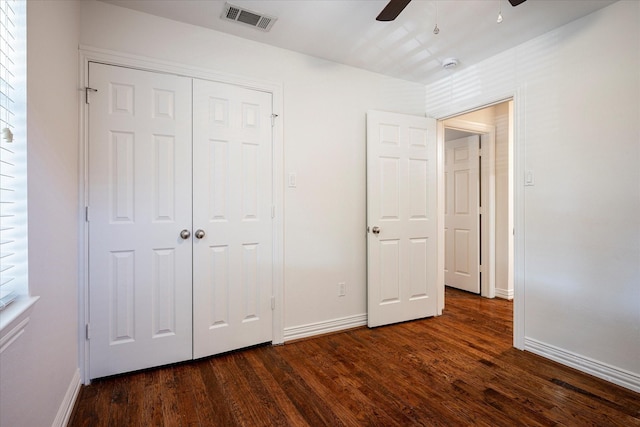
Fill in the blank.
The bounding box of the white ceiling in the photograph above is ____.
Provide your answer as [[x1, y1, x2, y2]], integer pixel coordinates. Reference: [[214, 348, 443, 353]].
[[100, 0, 616, 84]]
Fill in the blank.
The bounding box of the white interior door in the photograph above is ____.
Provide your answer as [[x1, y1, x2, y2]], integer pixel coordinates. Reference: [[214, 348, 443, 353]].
[[444, 135, 480, 294], [192, 79, 274, 358], [366, 110, 438, 328], [88, 63, 193, 379]]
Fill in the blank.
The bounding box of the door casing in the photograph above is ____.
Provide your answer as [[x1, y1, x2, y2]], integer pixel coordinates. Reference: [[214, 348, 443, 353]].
[[78, 47, 285, 384]]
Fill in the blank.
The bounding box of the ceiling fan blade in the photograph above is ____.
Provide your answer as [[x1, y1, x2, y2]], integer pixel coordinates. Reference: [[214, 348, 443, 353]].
[[376, 0, 412, 21], [508, 0, 527, 6]]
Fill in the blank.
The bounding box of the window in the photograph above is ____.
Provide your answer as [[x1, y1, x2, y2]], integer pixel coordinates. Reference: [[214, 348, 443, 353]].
[[0, 0, 27, 318]]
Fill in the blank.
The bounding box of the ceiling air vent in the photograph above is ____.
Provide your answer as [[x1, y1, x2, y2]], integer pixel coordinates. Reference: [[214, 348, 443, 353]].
[[221, 2, 277, 32]]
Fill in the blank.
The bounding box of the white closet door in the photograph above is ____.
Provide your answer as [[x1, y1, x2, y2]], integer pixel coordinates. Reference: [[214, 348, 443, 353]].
[[88, 63, 193, 379], [192, 79, 274, 358]]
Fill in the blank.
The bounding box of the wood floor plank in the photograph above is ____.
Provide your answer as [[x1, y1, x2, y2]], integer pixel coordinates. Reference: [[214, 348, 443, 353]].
[[69, 377, 111, 427], [198, 358, 242, 426], [172, 363, 209, 427], [243, 349, 310, 426], [69, 288, 640, 427], [333, 331, 465, 426], [140, 369, 165, 426], [257, 345, 347, 426], [343, 324, 523, 426], [105, 375, 134, 427], [290, 337, 411, 426], [159, 366, 197, 427], [214, 351, 291, 426]]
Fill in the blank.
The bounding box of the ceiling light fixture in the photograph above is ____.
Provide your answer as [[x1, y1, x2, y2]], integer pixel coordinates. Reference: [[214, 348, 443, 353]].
[[497, 0, 503, 23], [442, 58, 458, 70]]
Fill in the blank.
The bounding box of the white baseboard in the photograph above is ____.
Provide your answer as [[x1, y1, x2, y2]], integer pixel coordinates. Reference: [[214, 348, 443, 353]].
[[525, 337, 640, 393], [52, 368, 81, 427], [283, 313, 367, 342], [495, 287, 514, 300]]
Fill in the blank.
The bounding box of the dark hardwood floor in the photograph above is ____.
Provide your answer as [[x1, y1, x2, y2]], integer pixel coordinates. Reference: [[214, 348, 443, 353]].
[[70, 288, 640, 426]]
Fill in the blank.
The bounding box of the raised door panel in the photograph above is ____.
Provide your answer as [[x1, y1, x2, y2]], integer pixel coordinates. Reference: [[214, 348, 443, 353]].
[[408, 159, 428, 219], [380, 157, 400, 220], [109, 131, 135, 223], [408, 238, 429, 300], [208, 245, 230, 328], [109, 250, 135, 344], [379, 239, 401, 304], [153, 135, 177, 222]]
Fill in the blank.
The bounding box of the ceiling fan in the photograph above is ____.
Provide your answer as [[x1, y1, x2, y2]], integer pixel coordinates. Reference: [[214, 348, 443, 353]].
[[376, 0, 527, 21]]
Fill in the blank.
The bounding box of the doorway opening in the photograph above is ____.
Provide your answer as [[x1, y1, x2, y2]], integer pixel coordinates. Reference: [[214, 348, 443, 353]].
[[440, 100, 514, 302]]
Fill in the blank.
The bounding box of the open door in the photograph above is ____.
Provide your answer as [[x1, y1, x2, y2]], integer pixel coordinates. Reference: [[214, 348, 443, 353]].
[[366, 110, 438, 327], [444, 135, 481, 294]]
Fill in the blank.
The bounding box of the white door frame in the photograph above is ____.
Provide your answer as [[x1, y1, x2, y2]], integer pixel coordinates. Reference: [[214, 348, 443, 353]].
[[434, 93, 524, 351], [78, 46, 285, 384], [441, 119, 496, 299]]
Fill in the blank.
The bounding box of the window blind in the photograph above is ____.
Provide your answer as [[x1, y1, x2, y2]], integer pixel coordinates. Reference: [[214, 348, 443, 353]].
[[0, 0, 18, 310]]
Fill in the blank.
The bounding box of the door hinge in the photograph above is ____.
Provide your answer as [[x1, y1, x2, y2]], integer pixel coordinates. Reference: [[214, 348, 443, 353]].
[[85, 87, 98, 104], [271, 296, 275, 310], [85, 324, 91, 340], [271, 113, 279, 127], [85, 206, 90, 222], [271, 205, 275, 219]]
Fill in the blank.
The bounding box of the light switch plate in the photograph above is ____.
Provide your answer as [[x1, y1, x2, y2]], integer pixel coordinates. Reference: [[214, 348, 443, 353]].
[[288, 172, 297, 188], [525, 170, 535, 186]]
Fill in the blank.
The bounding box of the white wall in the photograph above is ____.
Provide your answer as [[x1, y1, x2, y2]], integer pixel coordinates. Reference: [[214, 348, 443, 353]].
[[79, 0, 426, 331], [427, 0, 640, 383], [0, 1, 81, 426]]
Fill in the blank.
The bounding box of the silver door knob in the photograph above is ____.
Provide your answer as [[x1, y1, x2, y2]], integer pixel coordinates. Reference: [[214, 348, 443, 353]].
[[180, 229, 191, 239], [372, 226, 381, 235], [195, 229, 206, 239]]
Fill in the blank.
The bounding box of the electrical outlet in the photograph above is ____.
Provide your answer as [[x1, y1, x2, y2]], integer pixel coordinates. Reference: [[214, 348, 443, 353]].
[[338, 282, 346, 297]]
